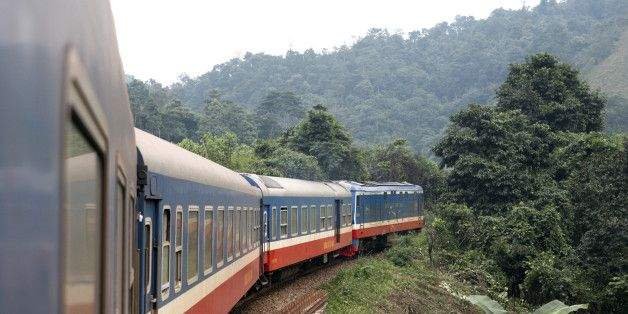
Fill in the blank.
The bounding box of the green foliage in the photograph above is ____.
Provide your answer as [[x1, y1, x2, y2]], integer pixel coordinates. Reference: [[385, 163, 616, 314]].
[[178, 132, 259, 173], [285, 105, 366, 180], [160, 100, 199, 143], [432, 53, 627, 310], [255, 91, 305, 139], [497, 53, 605, 132], [161, 0, 627, 153], [522, 252, 578, 306], [253, 142, 324, 180], [365, 139, 446, 203], [434, 105, 559, 215], [605, 95, 628, 133], [325, 233, 481, 313], [198, 92, 257, 144]]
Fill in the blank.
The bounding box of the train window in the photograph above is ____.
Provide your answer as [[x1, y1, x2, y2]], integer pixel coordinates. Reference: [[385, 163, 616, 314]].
[[320, 205, 326, 230], [216, 207, 225, 268], [268, 206, 277, 240], [240, 208, 246, 253], [290, 206, 298, 236], [253, 208, 260, 247], [234, 207, 240, 257], [348, 204, 352, 225], [161, 206, 171, 298], [144, 218, 153, 295], [63, 121, 103, 313], [204, 207, 213, 274], [280, 207, 288, 238], [175, 206, 183, 291], [248, 208, 253, 250], [300, 206, 308, 235], [326, 205, 333, 230], [227, 207, 234, 260], [187, 207, 199, 283], [309, 206, 317, 232]]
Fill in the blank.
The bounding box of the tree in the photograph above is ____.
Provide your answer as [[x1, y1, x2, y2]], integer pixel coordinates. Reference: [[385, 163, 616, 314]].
[[285, 105, 366, 180], [434, 105, 559, 215], [366, 139, 445, 204], [256, 91, 306, 139], [199, 93, 257, 144], [160, 100, 199, 143], [496, 53, 605, 132]]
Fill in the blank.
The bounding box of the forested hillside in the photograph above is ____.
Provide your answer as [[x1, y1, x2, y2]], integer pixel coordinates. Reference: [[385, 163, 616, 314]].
[[126, 0, 627, 153]]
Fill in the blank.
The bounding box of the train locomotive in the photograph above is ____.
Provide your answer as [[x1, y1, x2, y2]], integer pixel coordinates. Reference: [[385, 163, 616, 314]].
[[0, 1, 424, 313]]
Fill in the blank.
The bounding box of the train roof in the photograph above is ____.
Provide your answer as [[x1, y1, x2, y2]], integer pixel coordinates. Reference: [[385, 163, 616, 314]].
[[135, 128, 260, 196], [241, 173, 351, 198], [336, 180, 423, 194]]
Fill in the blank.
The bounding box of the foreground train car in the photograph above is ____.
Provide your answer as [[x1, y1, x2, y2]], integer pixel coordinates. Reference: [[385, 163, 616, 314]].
[[135, 129, 262, 313], [338, 181, 424, 253], [0, 1, 136, 313]]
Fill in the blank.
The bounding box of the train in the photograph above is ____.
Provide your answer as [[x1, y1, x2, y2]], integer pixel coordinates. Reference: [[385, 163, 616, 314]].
[[0, 1, 424, 313]]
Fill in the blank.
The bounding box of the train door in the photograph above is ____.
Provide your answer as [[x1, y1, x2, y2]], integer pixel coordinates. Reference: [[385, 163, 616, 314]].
[[139, 199, 157, 314], [334, 200, 341, 243]]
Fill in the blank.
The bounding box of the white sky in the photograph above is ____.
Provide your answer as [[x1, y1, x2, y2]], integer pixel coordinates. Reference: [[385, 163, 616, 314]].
[[110, 0, 540, 85]]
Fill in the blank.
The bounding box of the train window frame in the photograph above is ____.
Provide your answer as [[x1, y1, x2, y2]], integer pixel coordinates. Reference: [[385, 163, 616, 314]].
[[174, 206, 183, 292], [204, 206, 213, 275], [62, 48, 110, 313], [114, 171, 126, 312], [161, 205, 171, 300], [280, 207, 288, 238], [216, 206, 225, 268], [290, 206, 298, 236], [187, 206, 199, 284], [247, 207, 252, 250], [271, 206, 277, 240], [309, 205, 317, 233], [234, 207, 241, 258], [300, 206, 308, 235], [320, 205, 325, 230], [144, 218, 153, 295], [348, 203, 352, 226], [326, 205, 333, 230], [227, 206, 234, 262], [253, 207, 257, 247]]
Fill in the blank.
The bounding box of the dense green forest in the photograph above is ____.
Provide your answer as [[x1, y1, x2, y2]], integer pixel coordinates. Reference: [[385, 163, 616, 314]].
[[125, 0, 627, 311], [128, 0, 627, 154]]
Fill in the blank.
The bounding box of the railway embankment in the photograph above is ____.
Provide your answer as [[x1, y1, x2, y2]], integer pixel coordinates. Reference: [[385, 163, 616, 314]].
[[323, 233, 482, 313]]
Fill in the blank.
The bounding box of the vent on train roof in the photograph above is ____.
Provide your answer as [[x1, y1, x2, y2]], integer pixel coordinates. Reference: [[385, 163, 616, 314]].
[[259, 175, 283, 189]]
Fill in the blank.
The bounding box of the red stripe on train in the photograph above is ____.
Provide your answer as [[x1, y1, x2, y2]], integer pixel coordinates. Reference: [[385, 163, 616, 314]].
[[352, 219, 424, 239], [265, 232, 352, 272], [186, 256, 260, 314]]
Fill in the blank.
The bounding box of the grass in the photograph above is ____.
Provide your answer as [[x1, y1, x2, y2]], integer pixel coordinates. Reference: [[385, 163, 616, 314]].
[[323, 233, 482, 313]]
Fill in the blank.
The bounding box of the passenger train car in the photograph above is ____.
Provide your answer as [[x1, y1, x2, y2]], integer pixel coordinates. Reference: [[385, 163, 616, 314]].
[[0, 1, 424, 313], [0, 0, 137, 313], [135, 129, 262, 313]]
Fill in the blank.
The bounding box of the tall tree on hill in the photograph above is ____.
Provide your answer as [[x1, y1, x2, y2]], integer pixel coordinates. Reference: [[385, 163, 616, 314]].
[[199, 92, 257, 144], [496, 53, 605, 132], [285, 105, 366, 180], [256, 91, 306, 139], [160, 100, 199, 143]]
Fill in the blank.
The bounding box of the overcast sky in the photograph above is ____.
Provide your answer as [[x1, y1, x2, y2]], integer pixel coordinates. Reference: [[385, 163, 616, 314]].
[[110, 0, 540, 85]]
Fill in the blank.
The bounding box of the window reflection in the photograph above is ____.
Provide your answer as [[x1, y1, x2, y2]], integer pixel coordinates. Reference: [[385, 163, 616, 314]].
[[64, 122, 101, 314]]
